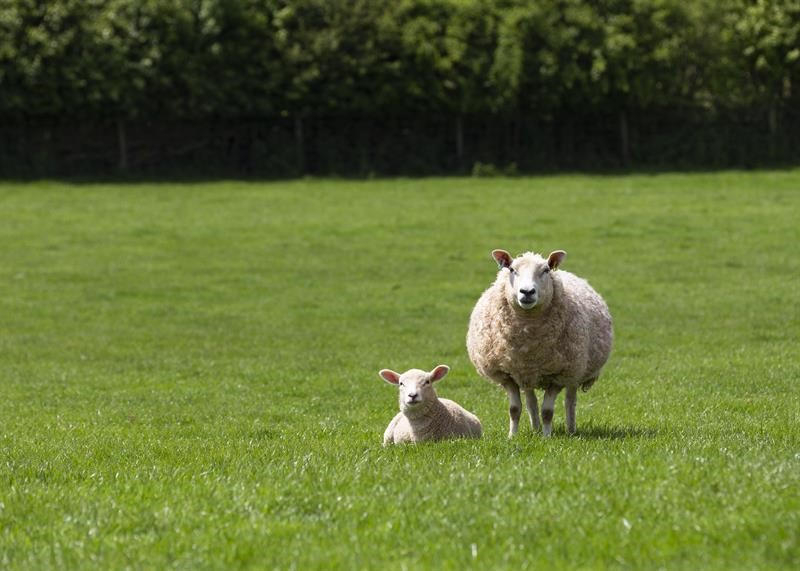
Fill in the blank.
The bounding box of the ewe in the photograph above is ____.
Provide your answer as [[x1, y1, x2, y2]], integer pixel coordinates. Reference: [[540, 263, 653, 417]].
[[380, 365, 482, 446], [467, 249, 613, 437]]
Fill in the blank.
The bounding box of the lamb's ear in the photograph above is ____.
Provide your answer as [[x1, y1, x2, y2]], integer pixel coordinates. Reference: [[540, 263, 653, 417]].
[[492, 249, 513, 269], [379, 369, 401, 385], [547, 250, 566, 270], [430, 365, 450, 382]]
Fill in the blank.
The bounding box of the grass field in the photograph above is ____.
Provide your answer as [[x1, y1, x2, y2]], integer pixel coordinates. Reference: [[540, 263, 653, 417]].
[[1, 172, 799, 570]]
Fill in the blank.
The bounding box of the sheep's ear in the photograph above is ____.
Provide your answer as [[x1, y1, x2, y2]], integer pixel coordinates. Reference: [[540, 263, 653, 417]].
[[547, 250, 566, 270], [430, 365, 450, 382], [492, 249, 513, 269], [379, 369, 401, 385]]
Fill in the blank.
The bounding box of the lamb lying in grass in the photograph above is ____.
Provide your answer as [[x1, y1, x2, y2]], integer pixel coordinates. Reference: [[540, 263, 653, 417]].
[[380, 365, 482, 446]]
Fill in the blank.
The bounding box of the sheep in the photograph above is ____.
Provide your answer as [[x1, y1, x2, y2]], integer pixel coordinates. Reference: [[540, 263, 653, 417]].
[[466, 249, 613, 437], [379, 365, 482, 446]]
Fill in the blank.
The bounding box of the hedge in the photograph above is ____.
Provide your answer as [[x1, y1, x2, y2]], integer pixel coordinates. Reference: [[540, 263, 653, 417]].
[[1, 0, 798, 175]]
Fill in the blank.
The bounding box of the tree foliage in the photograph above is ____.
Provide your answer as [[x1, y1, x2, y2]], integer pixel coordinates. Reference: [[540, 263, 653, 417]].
[[1, 0, 798, 174], [1, 0, 798, 120]]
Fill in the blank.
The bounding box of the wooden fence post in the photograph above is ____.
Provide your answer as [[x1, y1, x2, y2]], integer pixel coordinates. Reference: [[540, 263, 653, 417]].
[[294, 115, 305, 175], [117, 118, 128, 171], [619, 109, 630, 168]]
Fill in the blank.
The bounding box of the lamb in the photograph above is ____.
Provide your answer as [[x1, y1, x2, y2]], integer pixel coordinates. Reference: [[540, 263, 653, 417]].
[[466, 249, 613, 437], [379, 365, 482, 446]]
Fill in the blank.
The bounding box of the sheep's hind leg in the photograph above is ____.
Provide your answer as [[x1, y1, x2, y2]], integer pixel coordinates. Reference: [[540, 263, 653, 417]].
[[524, 389, 540, 432], [565, 386, 578, 435], [504, 383, 522, 439], [541, 386, 563, 437]]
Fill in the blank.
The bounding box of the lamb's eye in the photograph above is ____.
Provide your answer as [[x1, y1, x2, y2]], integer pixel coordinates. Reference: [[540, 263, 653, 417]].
[[542, 267, 550, 275], [399, 382, 404, 387]]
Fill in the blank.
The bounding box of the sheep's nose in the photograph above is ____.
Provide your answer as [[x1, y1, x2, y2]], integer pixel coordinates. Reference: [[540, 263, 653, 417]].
[[407, 393, 418, 399], [519, 287, 536, 296]]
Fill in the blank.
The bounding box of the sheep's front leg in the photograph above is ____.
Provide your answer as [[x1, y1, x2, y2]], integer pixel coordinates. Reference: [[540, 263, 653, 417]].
[[541, 386, 563, 437], [504, 383, 522, 439], [524, 388, 540, 432], [565, 386, 578, 435]]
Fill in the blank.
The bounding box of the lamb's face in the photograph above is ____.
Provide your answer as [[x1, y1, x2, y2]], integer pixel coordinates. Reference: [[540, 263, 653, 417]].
[[396, 370, 438, 411], [492, 249, 566, 311], [379, 365, 450, 413]]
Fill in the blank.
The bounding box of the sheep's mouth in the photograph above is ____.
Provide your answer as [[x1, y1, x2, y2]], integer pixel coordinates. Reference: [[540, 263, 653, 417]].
[[517, 297, 537, 309]]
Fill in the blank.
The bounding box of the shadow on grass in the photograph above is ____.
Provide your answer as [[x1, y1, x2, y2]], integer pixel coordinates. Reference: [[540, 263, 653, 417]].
[[574, 423, 657, 440], [5, 166, 798, 186], [248, 428, 281, 440]]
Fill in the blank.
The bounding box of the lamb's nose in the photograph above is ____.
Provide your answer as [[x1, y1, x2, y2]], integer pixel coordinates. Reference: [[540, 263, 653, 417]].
[[519, 287, 536, 296], [407, 393, 417, 399]]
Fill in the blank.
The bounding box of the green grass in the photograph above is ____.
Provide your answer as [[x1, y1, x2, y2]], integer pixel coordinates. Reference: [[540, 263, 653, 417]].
[[1, 172, 799, 570]]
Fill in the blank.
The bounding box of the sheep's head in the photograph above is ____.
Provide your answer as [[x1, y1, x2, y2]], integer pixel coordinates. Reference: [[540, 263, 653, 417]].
[[379, 365, 449, 413], [492, 249, 566, 311]]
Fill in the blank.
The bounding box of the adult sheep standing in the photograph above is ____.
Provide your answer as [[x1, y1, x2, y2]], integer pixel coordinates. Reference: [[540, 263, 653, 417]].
[[466, 249, 613, 437]]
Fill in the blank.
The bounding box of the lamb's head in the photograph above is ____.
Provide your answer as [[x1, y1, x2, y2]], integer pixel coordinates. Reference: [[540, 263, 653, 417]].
[[379, 365, 449, 413], [492, 249, 566, 311]]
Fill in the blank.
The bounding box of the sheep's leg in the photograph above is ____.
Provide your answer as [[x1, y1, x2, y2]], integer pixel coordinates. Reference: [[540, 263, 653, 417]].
[[523, 388, 540, 432], [504, 383, 522, 439], [565, 386, 578, 435], [541, 386, 562, 437]]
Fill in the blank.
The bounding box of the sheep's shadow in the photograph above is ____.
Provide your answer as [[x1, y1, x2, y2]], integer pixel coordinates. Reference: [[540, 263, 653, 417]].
[[248, 428, 281, 440], [571, 423, 657, 440]]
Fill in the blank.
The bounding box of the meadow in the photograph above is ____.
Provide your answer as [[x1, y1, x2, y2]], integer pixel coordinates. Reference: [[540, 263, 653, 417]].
[[1, 172, 798, 570]]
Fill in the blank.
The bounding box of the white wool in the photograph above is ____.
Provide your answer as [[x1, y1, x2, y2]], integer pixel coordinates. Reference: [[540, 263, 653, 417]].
[[466, 249, 613, 436], [379, 366, 482, 446]]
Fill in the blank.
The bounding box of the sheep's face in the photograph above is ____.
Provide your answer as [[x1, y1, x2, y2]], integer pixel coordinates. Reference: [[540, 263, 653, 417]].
[[492, 249, 566, 311], [379, 365, 449, 412]]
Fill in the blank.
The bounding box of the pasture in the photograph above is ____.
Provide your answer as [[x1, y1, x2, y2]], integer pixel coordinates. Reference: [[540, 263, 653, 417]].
[[1, 172, 798, 569]]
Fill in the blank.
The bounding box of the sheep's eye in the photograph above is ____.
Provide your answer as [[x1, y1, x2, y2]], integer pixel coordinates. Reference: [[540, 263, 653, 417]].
[[423, 380, 430, 386], [542, 267, 550, 275], [399, 382, 404, 387], [509, 267, 517, 274]]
